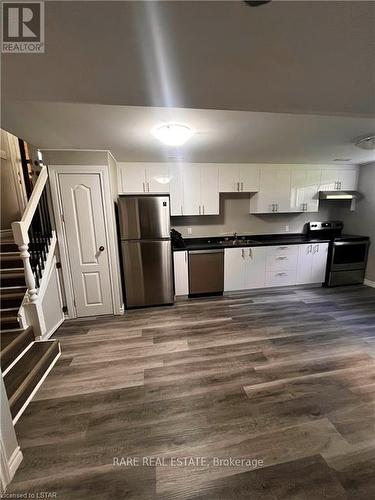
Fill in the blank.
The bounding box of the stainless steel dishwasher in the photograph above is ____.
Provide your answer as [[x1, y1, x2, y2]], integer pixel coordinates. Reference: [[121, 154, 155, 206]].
[[188, 249, 224, 297]]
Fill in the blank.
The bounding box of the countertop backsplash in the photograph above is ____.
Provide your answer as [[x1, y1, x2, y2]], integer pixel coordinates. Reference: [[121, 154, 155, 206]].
[[171, 194, 340, 238]]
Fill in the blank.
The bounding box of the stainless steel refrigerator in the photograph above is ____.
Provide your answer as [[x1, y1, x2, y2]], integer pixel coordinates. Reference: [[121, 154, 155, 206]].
[[118, 195, 174, 308]]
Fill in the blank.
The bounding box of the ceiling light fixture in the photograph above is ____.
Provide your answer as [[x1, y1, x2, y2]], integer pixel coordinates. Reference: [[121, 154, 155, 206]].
[[152, 123, 194, 146], [355, 135, 375, 150]]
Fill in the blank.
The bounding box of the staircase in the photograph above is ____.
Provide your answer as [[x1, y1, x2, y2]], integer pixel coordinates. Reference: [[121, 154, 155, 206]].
[[1, 232, 60, 423]]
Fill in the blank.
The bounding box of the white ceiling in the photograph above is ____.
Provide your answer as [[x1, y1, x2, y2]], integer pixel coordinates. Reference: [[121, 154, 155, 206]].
[[1, 1, 374, 164], [3, 101, 374, 164], [2, 1, 374, 116]]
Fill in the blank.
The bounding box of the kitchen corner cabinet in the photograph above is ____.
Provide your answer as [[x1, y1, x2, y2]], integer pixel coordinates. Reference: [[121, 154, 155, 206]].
[[296, 243, 329, 284], [118, 163, 170, 194], [249, 165, 292, 214], [320, 168, 358, 191], [173, 251, 189, 296], [219, 164, 260, 193], [170, 164, 219, 216], [289, 168, 321, 213]]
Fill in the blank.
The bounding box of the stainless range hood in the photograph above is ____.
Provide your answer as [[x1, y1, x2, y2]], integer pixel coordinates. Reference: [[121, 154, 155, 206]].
[[319, 191, 361, 200]]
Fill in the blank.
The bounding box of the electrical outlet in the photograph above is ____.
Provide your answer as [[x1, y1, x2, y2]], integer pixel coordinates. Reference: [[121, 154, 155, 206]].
[[285, 225, 290, 232], [187, 227, 192, 235]]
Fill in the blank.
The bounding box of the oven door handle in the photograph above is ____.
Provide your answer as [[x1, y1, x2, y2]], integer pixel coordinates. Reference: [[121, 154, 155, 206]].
[[334, 241, 369, 247]]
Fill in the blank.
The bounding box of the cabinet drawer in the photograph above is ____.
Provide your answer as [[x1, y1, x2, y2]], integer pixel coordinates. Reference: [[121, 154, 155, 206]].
[[266, 245, 299, 256], [266, 253, 298, 271], [265, 270, 297, 287]]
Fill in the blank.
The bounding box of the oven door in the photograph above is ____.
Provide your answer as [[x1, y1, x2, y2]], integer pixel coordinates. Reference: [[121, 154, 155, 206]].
[[331, 240, 370, 271]]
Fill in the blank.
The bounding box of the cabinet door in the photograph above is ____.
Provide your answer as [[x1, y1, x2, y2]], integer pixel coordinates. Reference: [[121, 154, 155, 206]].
[[146, 164, 170, 193], [173, 251, 189, 296], [338, 168, 358, 190], [239, 164, 260, 192], [296, 244, 313, 284], [183, 165, 201, 215], [219, 165, 239, 192], [169, 165, 184, 216], [244, 246, 266, 289], [119, 164, 146, 193], [250, 165, 291, 213], [320, 169, 339, 190], [224, 248, 245, 291], [200, 165, 219, 215], [290, 168, 321, 212], [311, 243, 328, 283], [274, 167, 292, 212]]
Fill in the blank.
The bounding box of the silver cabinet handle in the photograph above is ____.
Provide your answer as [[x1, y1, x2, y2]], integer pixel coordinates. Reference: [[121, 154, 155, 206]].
[[198, 205, 201, 215], [241, 182, 243, 191], [237, 182, 240, 192], [249, 248, 252, 258], [202, 205, 205, 215], [308, 244, 312, 254], [147, 182, 150, 192], [278, 246, 288, 250], [181, 205, 183, 215], [242, 248, 245, 259], [338, 181, 342, 189], [142, 182, 145, 192], [276, 272, 287, 276], [271, 204, 275, 212], [276, 256, 287, 260], [185, 251, 187, 263]]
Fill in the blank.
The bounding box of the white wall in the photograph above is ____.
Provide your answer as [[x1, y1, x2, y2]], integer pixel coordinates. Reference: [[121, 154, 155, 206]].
[[172, 194, 335, 237], [332, 164, 375, 282]]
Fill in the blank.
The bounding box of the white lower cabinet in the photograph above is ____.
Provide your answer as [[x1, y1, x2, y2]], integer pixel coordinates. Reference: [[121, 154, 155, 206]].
[[296, 243, 329, 284], [173, 251, 189, 296], [224, 242, 328, 292], [224, 247, 266, 291], [224, 248, 245, 291], [244, 247, 266, 289]]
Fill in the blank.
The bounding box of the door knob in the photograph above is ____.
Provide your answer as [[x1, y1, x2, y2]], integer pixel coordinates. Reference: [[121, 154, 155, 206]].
[[99, 246, 105, 251]]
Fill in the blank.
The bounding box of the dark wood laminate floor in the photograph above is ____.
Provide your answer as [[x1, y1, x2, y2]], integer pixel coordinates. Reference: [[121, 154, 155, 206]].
[[8, 285, 375, 499]]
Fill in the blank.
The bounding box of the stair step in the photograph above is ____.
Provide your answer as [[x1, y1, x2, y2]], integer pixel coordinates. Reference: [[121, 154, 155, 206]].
[[1, 326, 35, 371], [1, 308, 20, 329], [0, 289, 26, 308], [0, 269, 26, 287], [0, 242, 18, 252], [4, 340, 60, 419], [0, 252, 22, 268]]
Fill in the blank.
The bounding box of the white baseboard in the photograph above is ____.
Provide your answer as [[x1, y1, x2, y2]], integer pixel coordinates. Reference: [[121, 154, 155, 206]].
[[364, 279, 375, 288], [40, 317, 65, 340], [8, 447, 23, 483]]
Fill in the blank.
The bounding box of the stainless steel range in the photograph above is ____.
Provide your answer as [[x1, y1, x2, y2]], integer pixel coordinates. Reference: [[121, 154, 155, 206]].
[[307, 221, 370, 287]]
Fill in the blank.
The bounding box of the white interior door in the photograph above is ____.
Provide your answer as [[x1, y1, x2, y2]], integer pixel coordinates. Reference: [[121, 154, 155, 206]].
[[59, 173, 113, 317]]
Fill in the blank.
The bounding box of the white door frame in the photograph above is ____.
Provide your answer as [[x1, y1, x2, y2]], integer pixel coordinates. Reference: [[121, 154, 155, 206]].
[[48, 165, 123, 318]]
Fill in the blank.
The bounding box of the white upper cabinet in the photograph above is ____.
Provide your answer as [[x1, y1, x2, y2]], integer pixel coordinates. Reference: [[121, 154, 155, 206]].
[[219, 164, 260, 193], [118, 163, 170, 194], [146, 164, 171, 193], [290, 167, 321, 213], [171, 164, 219, 216], [169, 164, 184, 216], [200, 164, 220, 215], [249, 165, 292, 213], [320, 167, 358, 191], [182, 164, 201, 216], [118, 163, 146, 193]]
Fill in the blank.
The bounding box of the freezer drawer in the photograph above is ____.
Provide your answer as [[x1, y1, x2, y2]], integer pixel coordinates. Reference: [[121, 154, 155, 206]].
[[122, 240, 174, 307], [188, 249, 224, 296], [118, 195, 170, 240]]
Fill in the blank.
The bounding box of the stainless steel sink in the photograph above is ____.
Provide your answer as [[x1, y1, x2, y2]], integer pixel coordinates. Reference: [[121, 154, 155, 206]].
[[219, 239, 260, 246]]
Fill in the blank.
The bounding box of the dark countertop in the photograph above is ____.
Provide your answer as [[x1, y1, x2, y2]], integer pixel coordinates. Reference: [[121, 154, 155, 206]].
[[172, 233, 332, 252]]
